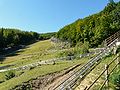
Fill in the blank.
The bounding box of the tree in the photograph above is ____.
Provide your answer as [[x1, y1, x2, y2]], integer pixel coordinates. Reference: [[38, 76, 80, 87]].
[[0, 28, 40, 52], [56, 1, 120, 47], [0, 28, 4, 49], [109, 0, 115, 3]]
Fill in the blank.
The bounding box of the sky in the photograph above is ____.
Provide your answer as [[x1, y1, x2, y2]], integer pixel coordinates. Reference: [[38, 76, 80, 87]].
[[0, 0, 120, 33]]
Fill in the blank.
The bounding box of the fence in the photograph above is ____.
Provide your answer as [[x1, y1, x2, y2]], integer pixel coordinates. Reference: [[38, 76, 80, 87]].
[[51, 36, 119, 90], [104, 30, 120, 47], [84, 53, 120, 90], [51, 49, 109, 90]]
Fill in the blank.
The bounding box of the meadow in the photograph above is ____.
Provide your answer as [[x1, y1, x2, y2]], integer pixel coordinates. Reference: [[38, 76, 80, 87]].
[[0, 40, 90, 90]]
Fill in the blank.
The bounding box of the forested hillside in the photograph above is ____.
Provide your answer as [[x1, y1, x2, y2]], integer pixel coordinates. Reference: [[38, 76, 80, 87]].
[[0, 28, 39, 49], [39, 32, 56, 40], [0, 28, 55, 52], [56, 1, 120, 47]]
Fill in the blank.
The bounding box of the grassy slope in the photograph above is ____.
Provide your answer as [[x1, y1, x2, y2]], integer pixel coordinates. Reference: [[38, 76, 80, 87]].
[[0, 40, 58, 68], [75, 54, 118, 90], [0, 40, 90, 90], [0, 59, 89, 90]]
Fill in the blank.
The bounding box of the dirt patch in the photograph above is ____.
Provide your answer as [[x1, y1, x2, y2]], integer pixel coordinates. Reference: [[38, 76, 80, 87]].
[[45, 64, 82, 90]]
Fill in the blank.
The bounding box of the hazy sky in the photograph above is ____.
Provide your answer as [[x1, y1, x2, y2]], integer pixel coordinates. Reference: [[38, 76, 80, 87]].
[[0, 0, 120, 33]]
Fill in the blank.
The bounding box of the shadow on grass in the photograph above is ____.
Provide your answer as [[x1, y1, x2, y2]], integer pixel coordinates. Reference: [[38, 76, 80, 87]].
[[0, 64, 14, 70], [0, 40, 40, 62], [0, 56, 6, 63], [2, 45, 30, 56], [0, 46, 28, 62]]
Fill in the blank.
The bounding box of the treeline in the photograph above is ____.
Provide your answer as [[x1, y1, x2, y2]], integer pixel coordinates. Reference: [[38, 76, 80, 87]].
[[0, 28, 56, 52], [56, 1, 120, 47], [39, 32, 56, 40], [0, 28, 39, 51]]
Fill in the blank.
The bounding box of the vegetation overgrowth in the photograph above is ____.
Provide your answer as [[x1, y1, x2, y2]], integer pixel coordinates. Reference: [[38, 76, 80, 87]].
[[56, 1, 120, 47], [0, 0, 120, 90], [0, 28, 55, 54]]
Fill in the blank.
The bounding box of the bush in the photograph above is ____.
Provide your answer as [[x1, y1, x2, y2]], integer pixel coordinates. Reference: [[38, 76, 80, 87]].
[[75, 42, 89, 54], [5, 71, 15, 80], [57, 49, 74, 58], [114, 75, 120, 89], [110, 70, 120, 90], [57, 42, 89, 59], [113, 73, 120, 90]]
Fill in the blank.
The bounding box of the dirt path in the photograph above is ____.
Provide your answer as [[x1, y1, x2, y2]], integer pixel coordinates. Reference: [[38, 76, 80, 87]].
[[13, 64, 81, 90], [44, 64, 82, 90]]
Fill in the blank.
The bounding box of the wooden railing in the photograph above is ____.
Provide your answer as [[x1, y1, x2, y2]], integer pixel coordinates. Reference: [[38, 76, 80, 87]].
[[52, 48, 111, 90], [104, 30, 120, 47], [52, 32, 120, 90], [84, 53, 120, 90]]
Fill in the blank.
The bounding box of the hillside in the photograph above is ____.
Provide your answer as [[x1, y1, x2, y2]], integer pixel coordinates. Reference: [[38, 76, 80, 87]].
[[56, 1, 120, 47], [0, 28, 39, 50], [0, 1, 120, 90], [0, 40, 91, 90], [0, 28, 55, 54]]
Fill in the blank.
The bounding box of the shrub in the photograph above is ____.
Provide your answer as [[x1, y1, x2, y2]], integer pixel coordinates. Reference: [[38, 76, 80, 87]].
[[110, 70, 120, 90], [113, 74, 120, 90], [57, 49, 74, 58], [57, 42, 89, 59], [5, 71, 15, 80], [74, 42, 89, 54]]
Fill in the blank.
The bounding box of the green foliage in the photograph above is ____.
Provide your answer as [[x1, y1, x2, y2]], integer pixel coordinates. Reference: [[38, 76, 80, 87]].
[[114, 75, 120, 89], [0, 28, 55, 53], [80, 42, 89, 54], [39, 32, 56, 40], [56, 1, 120, 47], [5, 71, 15, 80], [74, 42, 89, 54], [109, 0, 115, 4], [57, 42, 89, 58], [0, 28, 39, 50], [110, 70, 120, 90], [75, 42, 89, 54], [57, 49, 74, 58], [0, 59, 89, 90], [74, 42, 82, 55]]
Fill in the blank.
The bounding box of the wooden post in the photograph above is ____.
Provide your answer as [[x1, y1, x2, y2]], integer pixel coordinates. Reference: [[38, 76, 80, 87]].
[[53, 60, 55, 65], [67, 86, 72, 90], [113, 46, 117, 55], [104, 40, 107, 47], [117, 54, 120, 69], [105, 64, 109, 89], [84, 86, 87, 90]]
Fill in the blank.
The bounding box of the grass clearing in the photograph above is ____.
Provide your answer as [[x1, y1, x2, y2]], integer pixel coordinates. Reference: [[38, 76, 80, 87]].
[[0, 40, 91, 90], [0, 58, 89, 90], [0, 40, 60, 68]]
